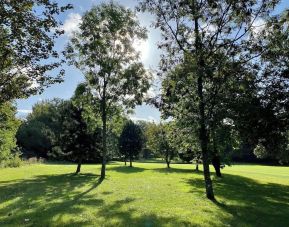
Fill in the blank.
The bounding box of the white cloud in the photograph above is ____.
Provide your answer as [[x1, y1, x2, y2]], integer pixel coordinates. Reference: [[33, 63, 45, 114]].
[[62, 13, 82, 38], [130, 115, 157, 123], [133, 39, 150, 62], [251, 18, 266, 37], [145, 86, 157, 99], [18, 109, 32, 114]]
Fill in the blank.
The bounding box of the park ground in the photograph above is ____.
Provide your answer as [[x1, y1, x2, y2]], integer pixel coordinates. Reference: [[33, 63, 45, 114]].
[[0, 162, 288, 227]]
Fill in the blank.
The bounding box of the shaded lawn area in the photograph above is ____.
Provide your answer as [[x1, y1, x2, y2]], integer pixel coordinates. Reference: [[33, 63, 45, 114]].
[[0, 162, 288, 226]]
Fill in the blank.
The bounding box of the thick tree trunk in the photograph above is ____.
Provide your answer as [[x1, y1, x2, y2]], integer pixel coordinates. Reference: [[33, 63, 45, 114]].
[[75, 156, 82, 174]]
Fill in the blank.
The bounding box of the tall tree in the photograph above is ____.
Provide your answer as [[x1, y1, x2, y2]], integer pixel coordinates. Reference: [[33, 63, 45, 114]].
[[119, 121, 144, 167], [65, 2, 151, 179], [139, 0, 279, 199], [16, 99, 64, 158], [159, 123, 176, 168], [0, 102, 21, 167], [55, 101, 102, 174], [0, 1, 72, 103], [52, 84, 102, 174]]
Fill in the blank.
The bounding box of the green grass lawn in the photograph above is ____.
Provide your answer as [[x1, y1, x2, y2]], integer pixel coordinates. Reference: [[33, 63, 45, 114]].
[[0, 162, 288, 227]]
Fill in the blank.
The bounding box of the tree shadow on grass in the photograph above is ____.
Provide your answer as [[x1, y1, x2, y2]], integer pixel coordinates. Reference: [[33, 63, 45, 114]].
[[184, 173, 289, 227], [0, 173, 104, 226], [109, 165, 147, 173], [94, 197, 192, 226], [152, 166, 200, 174], [0, 172, 192, 226]]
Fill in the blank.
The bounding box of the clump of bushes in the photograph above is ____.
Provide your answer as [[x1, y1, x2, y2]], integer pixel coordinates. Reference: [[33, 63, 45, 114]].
[[0, 102, 22, 168], [0, 149, 22, 168]]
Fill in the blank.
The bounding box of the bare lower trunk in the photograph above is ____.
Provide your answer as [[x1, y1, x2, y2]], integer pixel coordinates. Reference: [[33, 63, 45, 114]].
[[101, 90, 107, 179], [75, 156, 82, 174], [129, 154, 132, 167], [166, 160, 170, 168], [129, 157, 132, 167], [101, 121, 107, 179], [212, 155, 222, 177], [201, 148, 214, 200], [198, 68, 215, 200], [165, 153, 170, 168], [195, 162, 199, 171]]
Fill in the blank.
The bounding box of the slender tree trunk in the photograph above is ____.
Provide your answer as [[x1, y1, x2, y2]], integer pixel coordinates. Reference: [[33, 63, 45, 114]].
[[194, 13, 215, 200], [166, 153, 170, 168], [195, 162, 199, 171], [75, 156, 83, 174], [199, 118, 214, 199], [166, 160, 170, 168], [124, 158, 127, 166], [100, 86, 107, 179], [129, 153, 132, 167]]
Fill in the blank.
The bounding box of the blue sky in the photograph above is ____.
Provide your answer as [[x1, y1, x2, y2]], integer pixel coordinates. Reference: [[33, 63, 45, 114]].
[[16, 0, 162, 121], [16, 0, 289, 120]]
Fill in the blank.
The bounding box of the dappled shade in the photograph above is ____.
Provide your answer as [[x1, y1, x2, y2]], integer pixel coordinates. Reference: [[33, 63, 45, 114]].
[[0, 163, 288, 226]]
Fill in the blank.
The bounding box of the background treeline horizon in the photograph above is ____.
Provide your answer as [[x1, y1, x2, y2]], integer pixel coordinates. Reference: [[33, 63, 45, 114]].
[[10, 85, 287, 167]]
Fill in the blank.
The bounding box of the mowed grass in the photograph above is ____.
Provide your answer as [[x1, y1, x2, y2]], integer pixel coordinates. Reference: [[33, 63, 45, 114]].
[[0, 162, 288, 227]]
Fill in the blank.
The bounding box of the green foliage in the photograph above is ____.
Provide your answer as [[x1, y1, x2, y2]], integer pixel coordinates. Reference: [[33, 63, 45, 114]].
[[0, 102, 21, 167], [65, 2, 151, 110], [119, 121, 144, 166], [51, 88, 103, 164], [139, 0, 285, 198], [16, 84, 128, 163], [2, 150, 22, 168], [16, 99, 64, 158], [65, 2, 151, 177], [0, 1, 72, 103], [253, 144, 267, 159], [141, 121, 162, 155]]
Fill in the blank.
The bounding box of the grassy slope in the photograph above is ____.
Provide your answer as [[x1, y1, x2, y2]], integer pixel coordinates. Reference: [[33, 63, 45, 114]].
[[0, 162, 288, 227]]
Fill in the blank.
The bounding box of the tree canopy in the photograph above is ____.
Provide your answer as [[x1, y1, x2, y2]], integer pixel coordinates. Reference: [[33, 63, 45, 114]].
[[65, 2, 152, 178], [0, 0, 72, 103]]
